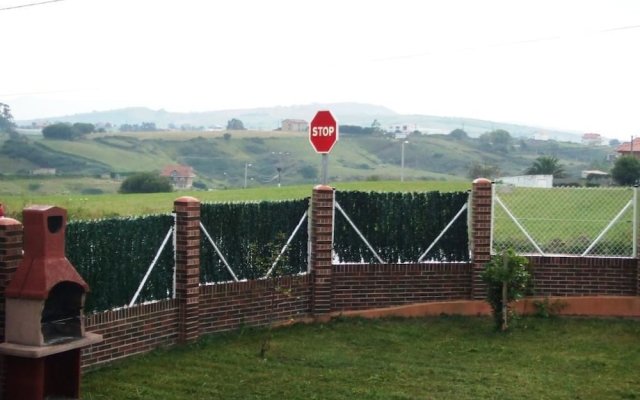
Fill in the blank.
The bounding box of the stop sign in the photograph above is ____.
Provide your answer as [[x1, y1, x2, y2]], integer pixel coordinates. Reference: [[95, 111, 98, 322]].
[[309, 110, 339, 153]]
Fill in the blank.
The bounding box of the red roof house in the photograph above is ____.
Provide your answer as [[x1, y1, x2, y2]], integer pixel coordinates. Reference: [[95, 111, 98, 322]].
[[160, 165, 196, 189], [616, 138, 640, 158]]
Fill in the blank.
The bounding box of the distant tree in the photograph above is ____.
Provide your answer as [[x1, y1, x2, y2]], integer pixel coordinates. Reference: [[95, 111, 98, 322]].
[[226, 118, 246, 130], [371, 119, 383, 134], [192, 181, 208, 190], [42, 123, 77, 140], [449, 128, 468, 139], [119, 122, 158, 132], [479, 129, 512, 152], [525, 156, 566, 178], [140, 122, 157, 131], [339, 125, 375, 135], [0, 103, 16, 133], [72, 122, 96, 135], [468, 162, 500, 179], [609, 139, 621, 147], [611, 156, 640, 186], [119, 172, 173, 193], [518, 138, 529, 150], [299, 165, 318, 180]]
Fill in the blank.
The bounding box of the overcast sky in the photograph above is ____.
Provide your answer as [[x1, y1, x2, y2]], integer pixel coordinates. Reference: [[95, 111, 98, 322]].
[[2, 0, 640, 138]]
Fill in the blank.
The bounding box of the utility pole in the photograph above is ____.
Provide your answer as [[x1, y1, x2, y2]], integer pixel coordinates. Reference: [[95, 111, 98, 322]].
[[401, 140, 409, 182], [244, 163, 252, 189]]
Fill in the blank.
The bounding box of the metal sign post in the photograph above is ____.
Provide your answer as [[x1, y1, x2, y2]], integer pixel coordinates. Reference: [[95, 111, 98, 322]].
[[309, 110, 338, 185]]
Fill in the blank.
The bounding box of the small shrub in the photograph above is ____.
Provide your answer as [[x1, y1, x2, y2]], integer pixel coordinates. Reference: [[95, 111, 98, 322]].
[[119, 172, 173, 194], [481, 249, 532, 331], [192, 181, 208, 190], [532, 297, 567, 318], [27, 182, 42, 191], [81, 188, 104, 195]]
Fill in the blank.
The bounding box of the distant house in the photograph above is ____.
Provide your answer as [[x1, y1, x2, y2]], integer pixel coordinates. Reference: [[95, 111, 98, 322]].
[[616, 138, 640, 158], [160, 165, 195, 189], [31, 168, 56, 176], [581, 170, 611, 186], [281, 119, 308, 132], [581, 133, 602, 146]]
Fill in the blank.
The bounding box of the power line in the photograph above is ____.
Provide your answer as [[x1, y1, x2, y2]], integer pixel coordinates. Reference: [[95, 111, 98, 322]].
[[372, 22, 640, 63], [0, 0, 65, 12]]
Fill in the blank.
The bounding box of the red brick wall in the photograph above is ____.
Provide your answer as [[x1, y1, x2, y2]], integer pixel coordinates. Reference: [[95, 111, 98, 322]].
[[174, 197, 200, 343], [471, 178, 492, 299], [528, 256, 637, 296], [199, 275, 311, 334], [0, 218, 22, 400], [332, 263, 472, 311], [82, 299, 179, 368], [310, 185, 334, 315]]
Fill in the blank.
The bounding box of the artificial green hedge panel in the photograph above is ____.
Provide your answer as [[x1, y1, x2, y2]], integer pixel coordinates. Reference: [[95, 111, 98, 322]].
[[66, 215, 174, 313], [334, 190, 469, 262], [200, 199, 309, 283]]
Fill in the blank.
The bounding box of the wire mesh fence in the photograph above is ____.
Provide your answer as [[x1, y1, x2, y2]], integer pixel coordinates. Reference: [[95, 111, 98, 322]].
[[492, 184, 637, 257]]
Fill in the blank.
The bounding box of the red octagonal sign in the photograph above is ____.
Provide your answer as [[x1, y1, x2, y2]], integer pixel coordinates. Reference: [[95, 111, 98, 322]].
[[309, 110, 339, 154]]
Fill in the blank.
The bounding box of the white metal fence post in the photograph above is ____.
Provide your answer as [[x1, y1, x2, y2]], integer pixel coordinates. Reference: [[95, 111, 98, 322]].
[[634, 185, 638, 258]]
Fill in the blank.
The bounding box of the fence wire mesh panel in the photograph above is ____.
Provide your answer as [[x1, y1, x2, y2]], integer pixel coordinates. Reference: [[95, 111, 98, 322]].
[[66, 214, 175, 313], [200, 199, 309, 283], [492, 185, 636, 257], [334, 190, 469, 263]]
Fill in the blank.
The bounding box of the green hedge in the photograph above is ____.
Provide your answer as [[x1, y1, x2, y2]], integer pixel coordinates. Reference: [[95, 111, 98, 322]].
[[66, 215, 174, 313], [200, 199, 309, 283], [334, 191, 469, 262], [63, 191, 467, 312]]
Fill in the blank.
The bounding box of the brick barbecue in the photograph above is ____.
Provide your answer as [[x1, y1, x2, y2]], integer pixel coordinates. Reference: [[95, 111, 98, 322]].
[[0, 206, 102, 400]]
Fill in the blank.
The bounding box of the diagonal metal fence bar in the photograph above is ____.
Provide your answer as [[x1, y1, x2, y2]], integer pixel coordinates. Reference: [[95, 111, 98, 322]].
[[494, 195, 546, 256], [418, 202, 468, 262], [581, 200, 633, 256], [200, 222, 239, 282], [335, 201, 385, 263], [129, 226, 174, 307], [263, 211, 308, 278]]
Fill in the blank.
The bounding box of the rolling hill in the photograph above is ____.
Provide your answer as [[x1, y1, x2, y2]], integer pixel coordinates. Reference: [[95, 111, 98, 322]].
[[18, 103, 585, 142], [0, 127, 615, 196]]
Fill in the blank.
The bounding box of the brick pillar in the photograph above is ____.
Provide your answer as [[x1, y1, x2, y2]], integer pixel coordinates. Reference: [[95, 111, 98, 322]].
[[0, 218, 23, 400], [471, 178, 493, 300], [310, 185, 335, 317], [174, 197, 200, 344]]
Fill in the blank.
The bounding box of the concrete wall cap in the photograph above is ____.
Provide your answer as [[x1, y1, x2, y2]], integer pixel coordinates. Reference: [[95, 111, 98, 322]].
[[472, 178, 492, 185], [0, 217, 21, 226], [313, 185, 335, 191], [174, 196, 200, 204]]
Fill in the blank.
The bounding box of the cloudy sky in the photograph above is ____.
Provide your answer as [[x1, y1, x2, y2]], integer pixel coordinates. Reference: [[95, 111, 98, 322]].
[[2, 0, 640, 138]]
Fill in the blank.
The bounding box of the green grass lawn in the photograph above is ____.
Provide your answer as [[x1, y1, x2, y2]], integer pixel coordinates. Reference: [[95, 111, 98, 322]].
[[0, 180, 470, 220], [494, 186, 636, 256], [82, 316, 640, 400]]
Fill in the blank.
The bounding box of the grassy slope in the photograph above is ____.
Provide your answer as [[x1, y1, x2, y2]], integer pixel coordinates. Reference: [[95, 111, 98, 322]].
[[82, 316, 640, 400], [36, 137, 175, 172], [4, 131, 613, 186], [0, 180, 471, 220]]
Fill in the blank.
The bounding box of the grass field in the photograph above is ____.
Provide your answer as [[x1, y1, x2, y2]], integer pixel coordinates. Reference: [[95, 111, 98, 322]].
[[0, 180, 471, 220], [82, 316, 640, 400], [493, 185, 636, 256], [39, 138, 175, 172]]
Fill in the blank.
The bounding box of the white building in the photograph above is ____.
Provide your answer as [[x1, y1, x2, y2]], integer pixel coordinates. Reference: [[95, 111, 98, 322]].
[[497, 175, 553, 188]]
